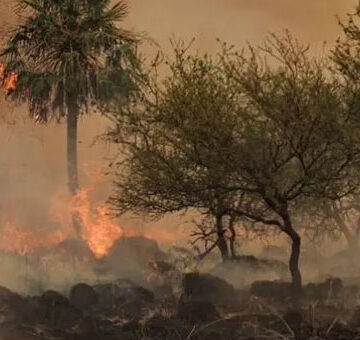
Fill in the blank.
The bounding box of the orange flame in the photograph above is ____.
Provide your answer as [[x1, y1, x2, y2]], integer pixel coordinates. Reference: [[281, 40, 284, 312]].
[[0, 185, 123, 259], [0, 221, 66, 256], [0, 63, 17, 92], [69, 187, 123, 258], [0, 164, 187, 259]]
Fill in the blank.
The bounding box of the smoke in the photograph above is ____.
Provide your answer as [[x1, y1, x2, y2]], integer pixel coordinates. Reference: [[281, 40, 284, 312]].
[[0, 0, 357, 292], [126, 0, 356, 54]]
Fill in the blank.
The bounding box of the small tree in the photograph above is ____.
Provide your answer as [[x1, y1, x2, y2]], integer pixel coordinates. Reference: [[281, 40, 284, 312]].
[[1, 0, 141, 234], [222, 32, 360, 297], [108, 34, 360, 301], [326, 4, 360, 254], [106, 42, 245, 261]]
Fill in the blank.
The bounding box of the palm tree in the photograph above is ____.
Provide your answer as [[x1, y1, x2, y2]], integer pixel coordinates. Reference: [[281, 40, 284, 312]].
[[1, 0, 141, 235]]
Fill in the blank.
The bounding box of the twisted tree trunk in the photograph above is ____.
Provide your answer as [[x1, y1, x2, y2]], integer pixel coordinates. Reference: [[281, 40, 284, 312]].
[[215, 214, 230, 262], [285, 226, 302, 296], [282, 212, 302, 340]]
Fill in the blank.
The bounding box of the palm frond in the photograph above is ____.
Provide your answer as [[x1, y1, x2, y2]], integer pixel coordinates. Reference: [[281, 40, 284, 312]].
[[1, 0, 141, 121]]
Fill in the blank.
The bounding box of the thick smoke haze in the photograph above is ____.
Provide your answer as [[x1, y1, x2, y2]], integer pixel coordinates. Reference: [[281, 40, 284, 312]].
[[0, 0, 357, 248], [126, 0, 356, 52]]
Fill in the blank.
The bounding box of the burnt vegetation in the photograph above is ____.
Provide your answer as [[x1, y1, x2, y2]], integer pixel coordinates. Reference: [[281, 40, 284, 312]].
[[3, 0, 360, 339]]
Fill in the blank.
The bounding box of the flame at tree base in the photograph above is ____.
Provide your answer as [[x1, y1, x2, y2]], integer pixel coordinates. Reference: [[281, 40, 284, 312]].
[[0, 170, 126, 258], [69, 188, 123, 258], [0, 65, 187, 258], [0, 170, 187, 259]]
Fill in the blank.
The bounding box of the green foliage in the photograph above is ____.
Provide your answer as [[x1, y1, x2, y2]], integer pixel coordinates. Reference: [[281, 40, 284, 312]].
[[107, 34, 360, 227], [301, 6, 360, 249], [106, 41, 245, 220], [106, 34, 360, 287], [332, 5, 360, 124], [1, 0, 141, 121], [226, 33, 360, 213]]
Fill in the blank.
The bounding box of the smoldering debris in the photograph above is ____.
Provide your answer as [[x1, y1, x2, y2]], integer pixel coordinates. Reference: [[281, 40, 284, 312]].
[[0, 267, 359, 339], [0, 235, 359, 339]]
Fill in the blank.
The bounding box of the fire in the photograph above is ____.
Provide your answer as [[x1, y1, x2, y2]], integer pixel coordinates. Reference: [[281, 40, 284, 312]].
[[0, 185, 124, 259], [0, 221, 66, 256], [0, 163, 187, 259], [0, 63, 17, 93], [3, 72, 17, 92], [69, 187, 123, 258], [0, 64, 187, 258]]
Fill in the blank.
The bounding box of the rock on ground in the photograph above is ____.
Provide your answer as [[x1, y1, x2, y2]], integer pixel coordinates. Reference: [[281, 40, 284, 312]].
[[182, 272, 240, 308], [69, 283, 98, 312], [39, 290, 82, 328]]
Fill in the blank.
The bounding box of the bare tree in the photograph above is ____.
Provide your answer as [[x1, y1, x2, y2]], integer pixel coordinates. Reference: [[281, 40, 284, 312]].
[[221, 32, 360, 298]]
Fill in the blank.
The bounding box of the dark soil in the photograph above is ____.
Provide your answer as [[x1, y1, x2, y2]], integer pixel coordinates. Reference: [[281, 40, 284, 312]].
[[0, 273, 359, 339]]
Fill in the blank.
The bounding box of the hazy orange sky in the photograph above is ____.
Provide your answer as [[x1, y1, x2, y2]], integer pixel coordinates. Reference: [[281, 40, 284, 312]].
[[1, 0, 358, 51], [0, 0, 358, 238], [125, 0, 356, 53]]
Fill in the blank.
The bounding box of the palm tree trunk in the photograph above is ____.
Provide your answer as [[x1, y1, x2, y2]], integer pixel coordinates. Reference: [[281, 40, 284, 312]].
[[67, 103, 79, 194], [67, 101, 81, 236]]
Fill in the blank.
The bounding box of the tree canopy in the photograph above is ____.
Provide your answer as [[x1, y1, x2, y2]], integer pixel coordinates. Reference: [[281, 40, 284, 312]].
[[1, 0, 141, 121], [106, 34, 360, 298], [0, 0, 143, 235]]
